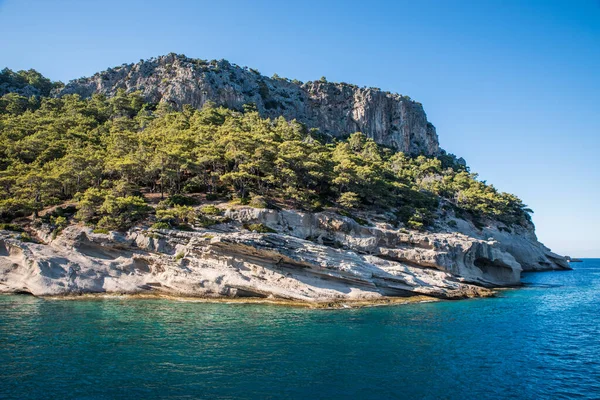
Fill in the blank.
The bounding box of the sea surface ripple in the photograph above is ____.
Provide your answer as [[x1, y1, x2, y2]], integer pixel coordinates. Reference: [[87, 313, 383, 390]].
[[1, 260, 599, 399]]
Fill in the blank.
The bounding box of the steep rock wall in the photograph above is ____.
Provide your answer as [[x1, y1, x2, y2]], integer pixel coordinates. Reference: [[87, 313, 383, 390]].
[[59, 54, 439, 155]]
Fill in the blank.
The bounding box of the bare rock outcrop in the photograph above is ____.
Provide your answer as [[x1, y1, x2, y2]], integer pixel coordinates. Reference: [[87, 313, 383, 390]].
[[446, 217, 570, 271], [224, 208, 523, 286], [58, 54, 439, 155], [0, 208, 535, 303]]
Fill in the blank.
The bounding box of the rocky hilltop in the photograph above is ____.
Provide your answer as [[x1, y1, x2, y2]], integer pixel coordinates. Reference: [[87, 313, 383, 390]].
[[59, 54, 439, 155]]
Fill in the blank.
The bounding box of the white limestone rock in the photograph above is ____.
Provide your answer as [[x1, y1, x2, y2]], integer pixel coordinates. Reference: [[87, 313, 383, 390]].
[[59, 54, 439, 155], [1, 206, 532, 302]]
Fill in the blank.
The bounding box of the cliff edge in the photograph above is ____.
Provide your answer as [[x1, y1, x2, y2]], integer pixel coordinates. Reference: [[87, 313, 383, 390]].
[[59, 54, 439, 155]]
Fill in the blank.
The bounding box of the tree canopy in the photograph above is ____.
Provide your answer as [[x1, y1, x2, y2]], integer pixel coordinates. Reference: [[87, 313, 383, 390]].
[[0, 68, 63, 97], [0, 88, 532, 230]]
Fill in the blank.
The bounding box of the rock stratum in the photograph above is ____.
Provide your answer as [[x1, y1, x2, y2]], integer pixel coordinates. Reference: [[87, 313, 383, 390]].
[[59, 54, 439, 155], [0, 207, 569, 304]]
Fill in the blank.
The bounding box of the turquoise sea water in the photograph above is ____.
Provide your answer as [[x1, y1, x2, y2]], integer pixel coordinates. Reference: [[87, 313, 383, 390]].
[[1, 260, 599, 399]]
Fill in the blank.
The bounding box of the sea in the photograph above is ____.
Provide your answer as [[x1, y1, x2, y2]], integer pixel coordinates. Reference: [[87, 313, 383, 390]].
[[1, 259, 599, 400]]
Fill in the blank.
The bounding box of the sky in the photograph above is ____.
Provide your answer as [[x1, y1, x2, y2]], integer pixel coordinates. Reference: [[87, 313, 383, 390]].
[[1, 0, 598, 256]]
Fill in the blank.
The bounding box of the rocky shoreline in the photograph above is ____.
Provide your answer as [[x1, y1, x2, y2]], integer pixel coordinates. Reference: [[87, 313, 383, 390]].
[[0, 207, 569, 306], [26, 293, 441, 309]]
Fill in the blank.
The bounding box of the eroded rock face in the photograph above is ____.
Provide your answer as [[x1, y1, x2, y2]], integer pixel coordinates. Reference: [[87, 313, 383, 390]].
[[447, 217, 570, 271], [224, 208, 523, 286], [0, 227, 491, 301], [58, 54, 439, 155], [0, 208, 538, 302]]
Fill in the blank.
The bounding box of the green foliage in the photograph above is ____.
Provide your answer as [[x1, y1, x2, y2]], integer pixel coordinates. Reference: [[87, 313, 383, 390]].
[[338, 192, 360, 209], [176, 224, 194, 231], [97, 195, 151, 230], [49, 205, 77, 217], [156, 205, 197, 226], [50, 215, 68, 229], [196, 215, 218, 228], [75, 188, 108, 223], [174, 252, 184, 260], [0, 68, 62, 97], [0, 82, 531, 230], [92, 228, 110, 234], [0, 223, 23, 232], [74, 187, 150, 230], [150, 221, 170, 230], [243, 223, 276, 233], [199, 205, 221, 216], [248, 196, 268, 209], [166, 194, 197, 206], [19, 232, 33, 242], [50, 215, 68, 238], [0, 199, 34, 222]]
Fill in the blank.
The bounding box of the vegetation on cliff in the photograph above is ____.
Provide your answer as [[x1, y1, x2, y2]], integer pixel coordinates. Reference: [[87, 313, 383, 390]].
[[0, 68, 63, 97], [0, 70, 532, 230]]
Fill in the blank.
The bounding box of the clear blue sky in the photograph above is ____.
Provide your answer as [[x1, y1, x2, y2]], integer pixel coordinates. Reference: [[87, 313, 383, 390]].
[[1, 0, 598, 256]]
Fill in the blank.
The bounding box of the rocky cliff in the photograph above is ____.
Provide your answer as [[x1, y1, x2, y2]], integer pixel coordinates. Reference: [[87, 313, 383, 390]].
[[59, 54, 439, 155], [0, 206, 568, 305]]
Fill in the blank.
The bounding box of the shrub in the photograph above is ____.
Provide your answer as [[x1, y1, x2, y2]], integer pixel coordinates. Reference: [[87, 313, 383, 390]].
[[205, 193, 219, 201], [96, 195, 151, 230], [52, 205, 77, 217], [20, 232, 33, 242], [243, 223, 276, 233], [196, 216, 217, 227], [338, 192, 361, 209], [50, 215, 68, 230], [75, 188, 109, 223], [0, 198, 33, 222], [0, 223, 23, 232], [472, 218, 486, 231], [156, 205, 197, 225], [200, 205, 221, 216], [182, 177, 205, 194], [248, 196, 268, 209], [166, 194, 197, 207], [150, 222, 170, 230], [308, 200, 324, 213], [92, 228, 110, 234]]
